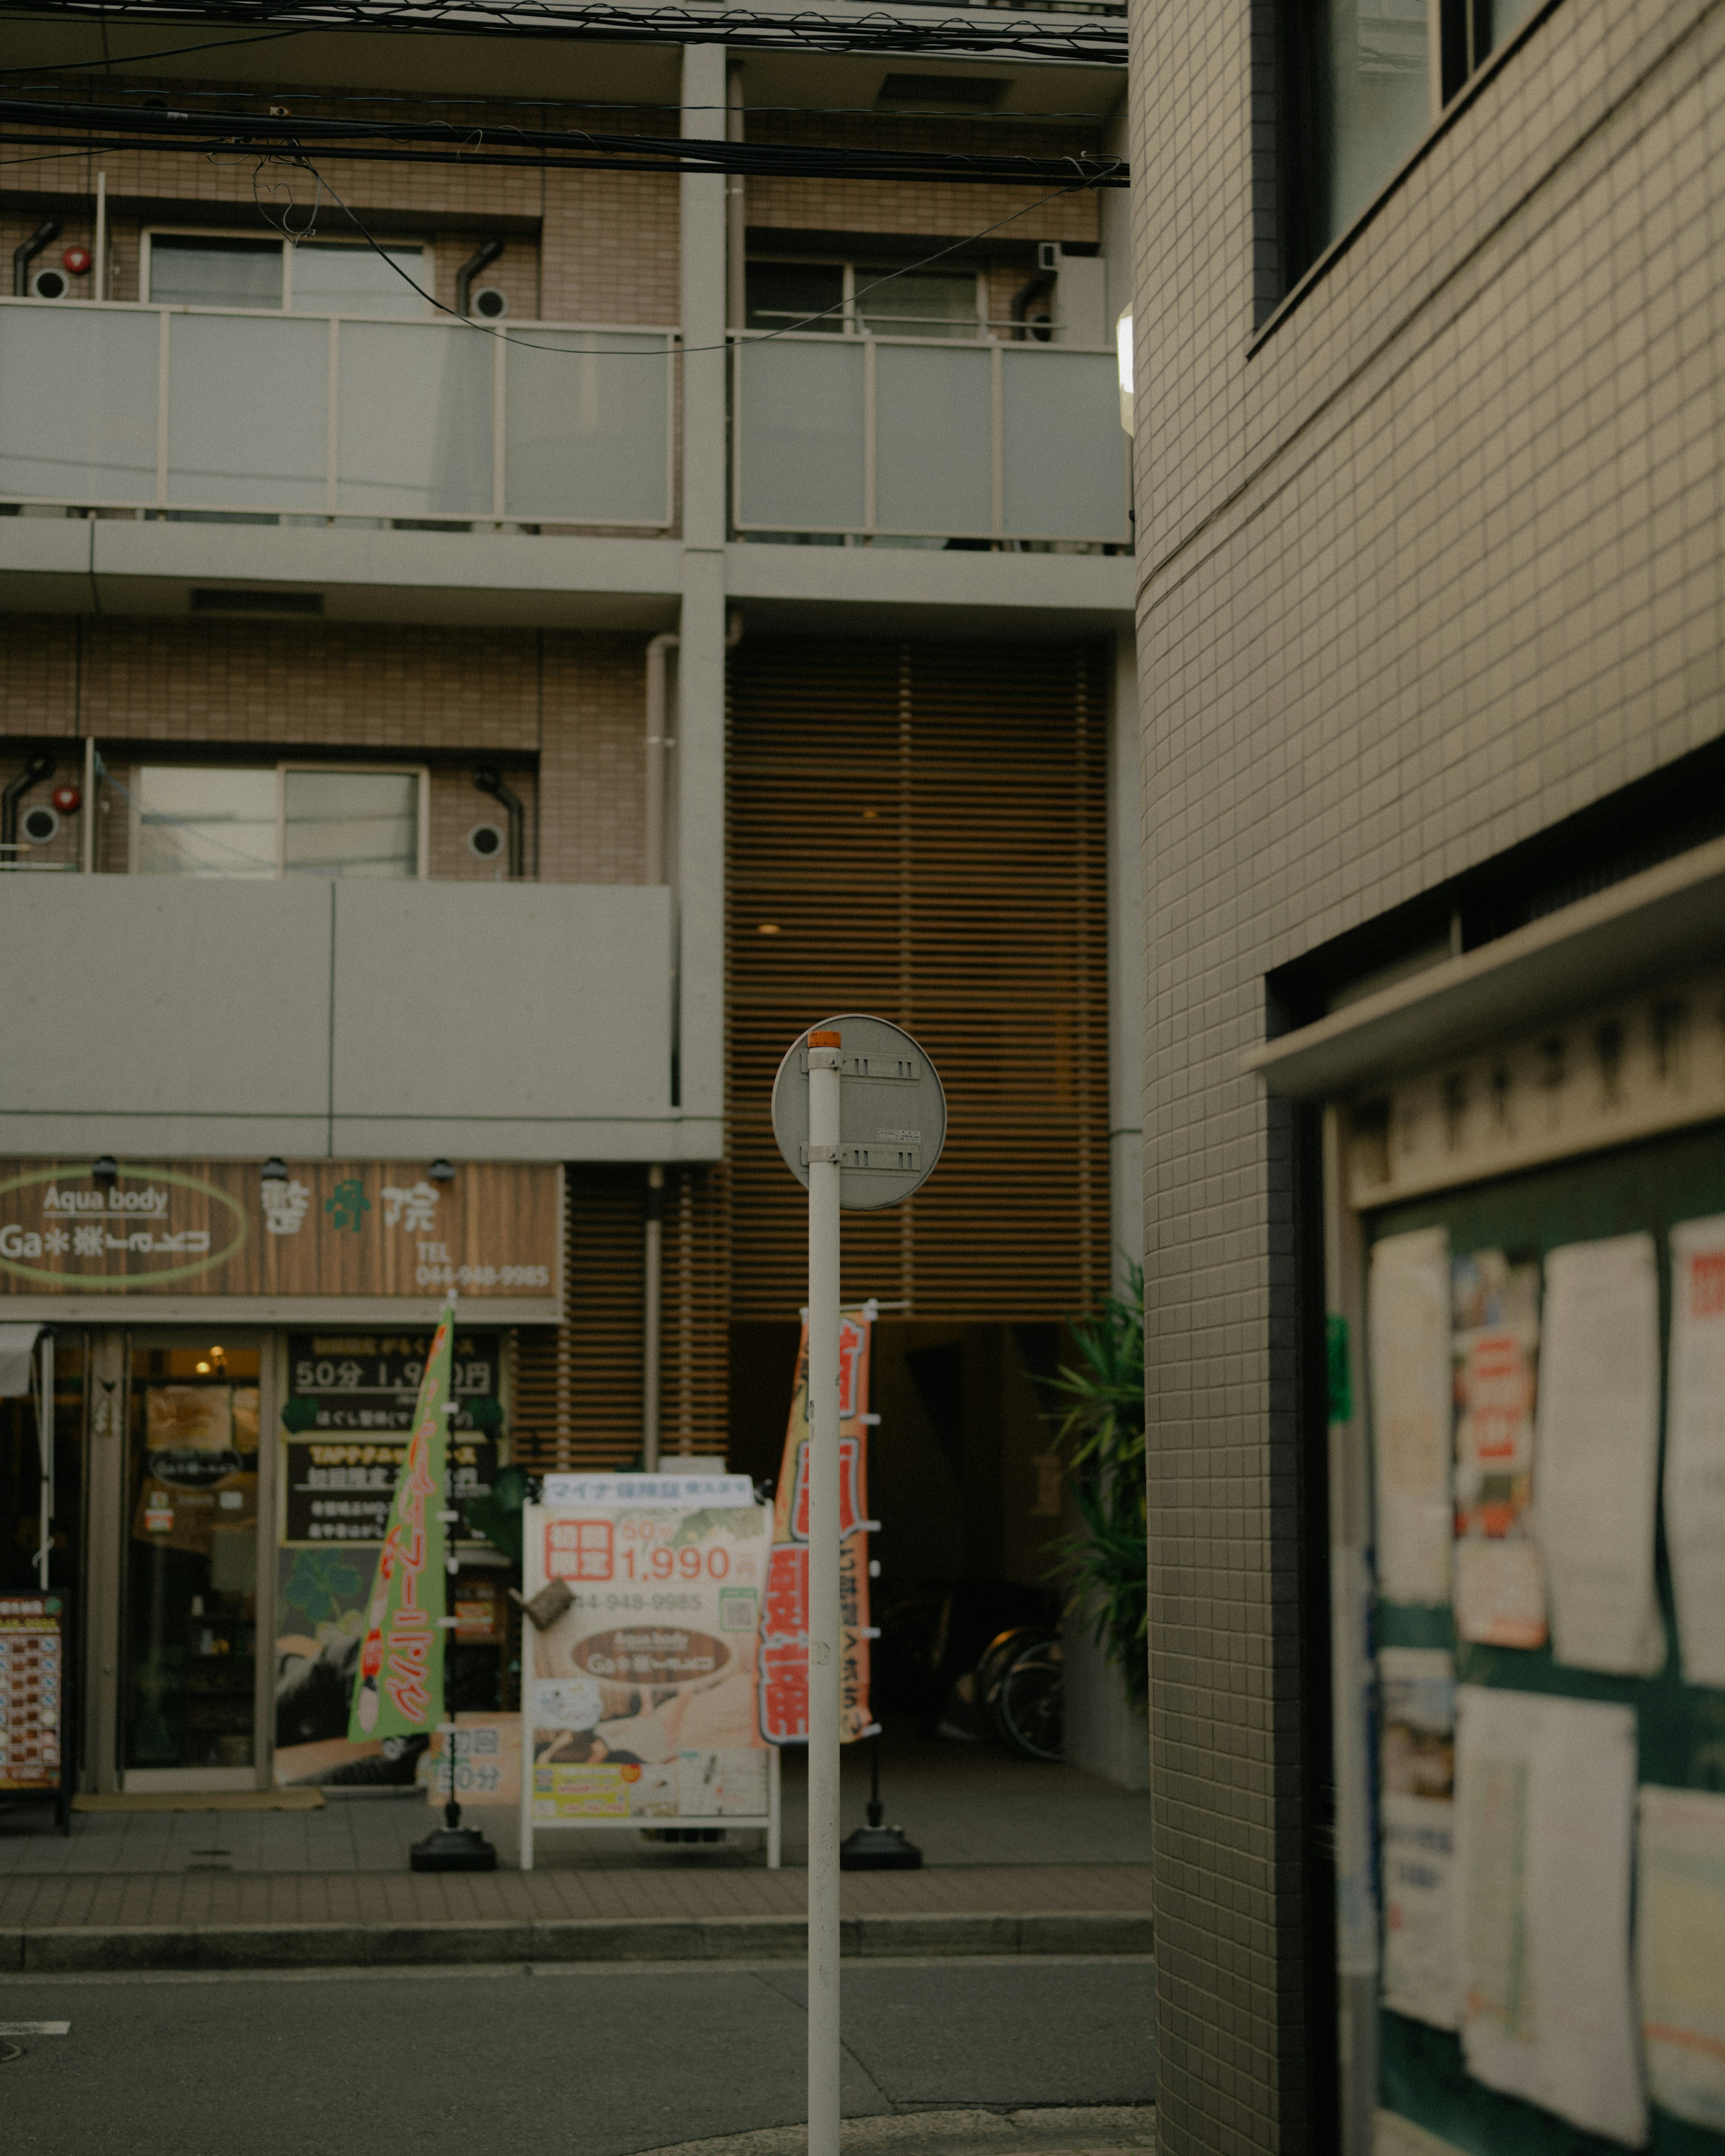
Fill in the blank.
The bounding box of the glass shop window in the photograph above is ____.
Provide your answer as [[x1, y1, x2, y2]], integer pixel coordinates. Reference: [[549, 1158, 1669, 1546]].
[[132, 765, 424, 879]]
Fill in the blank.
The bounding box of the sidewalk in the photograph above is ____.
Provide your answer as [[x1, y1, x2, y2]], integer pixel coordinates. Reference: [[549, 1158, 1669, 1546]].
[[0, 1732, 1153, 1972]]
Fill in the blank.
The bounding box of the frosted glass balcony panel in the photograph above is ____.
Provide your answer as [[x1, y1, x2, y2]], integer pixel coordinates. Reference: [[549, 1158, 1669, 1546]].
[[0, 305, 159, 502], [874, 343, 993, 536], [1000, 348, 1130, 542], [166, 313, 327, 511], [336, 321, 493, 518], [504, 332, 670, 525], [736, 338, 864, 532]]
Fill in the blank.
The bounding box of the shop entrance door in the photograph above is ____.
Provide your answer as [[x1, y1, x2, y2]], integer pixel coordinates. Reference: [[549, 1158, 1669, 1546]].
[[85, 1331, 277, 1792]]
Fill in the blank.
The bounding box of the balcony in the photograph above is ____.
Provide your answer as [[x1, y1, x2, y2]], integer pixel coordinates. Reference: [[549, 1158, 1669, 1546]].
[[0, 878, 702, 1163], [730, 331, 1131, 547], [0, 296, 677, 529]]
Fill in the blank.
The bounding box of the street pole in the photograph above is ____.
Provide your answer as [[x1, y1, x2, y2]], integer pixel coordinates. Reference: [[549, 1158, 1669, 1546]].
[[805, 1029, 843, 2156]]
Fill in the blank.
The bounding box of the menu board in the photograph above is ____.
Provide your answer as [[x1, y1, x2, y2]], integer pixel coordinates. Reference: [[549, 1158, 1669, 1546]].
[[282, 1332, 499, 1546], [0, 1594, 64, 1792]]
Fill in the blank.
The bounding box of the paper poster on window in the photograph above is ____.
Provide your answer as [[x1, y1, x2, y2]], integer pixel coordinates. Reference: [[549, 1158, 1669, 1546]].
[[1380, 1647, 1458, 2031], [1453, 1685, 1645, 2147], [1534, 1235, 1664, 1675], [1451, 1250, 1545, 1649], [1637, 1784, 1725, 2129], [522, 1502, 772, 1823], [1665, 1217, 1725, 1688], [1369, 1229, 1453, 1605]]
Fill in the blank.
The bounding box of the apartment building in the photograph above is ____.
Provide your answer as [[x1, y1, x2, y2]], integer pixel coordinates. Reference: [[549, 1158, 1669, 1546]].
[[0, 4, 1142, 1799], [1129, 0, 1725, 2150]]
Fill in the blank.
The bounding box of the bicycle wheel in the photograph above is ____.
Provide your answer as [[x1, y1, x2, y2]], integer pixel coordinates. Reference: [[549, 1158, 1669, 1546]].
[[992, 1636, 1065, 1762]]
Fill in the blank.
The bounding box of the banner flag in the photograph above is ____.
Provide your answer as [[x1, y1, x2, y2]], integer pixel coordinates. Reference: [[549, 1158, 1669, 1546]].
[[761, 1304, 874, 1745], [348, 1297, 455, 1741]]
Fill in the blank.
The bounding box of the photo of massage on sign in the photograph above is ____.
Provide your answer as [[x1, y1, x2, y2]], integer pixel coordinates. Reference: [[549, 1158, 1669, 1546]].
[[524, 1502, 774, 1822]]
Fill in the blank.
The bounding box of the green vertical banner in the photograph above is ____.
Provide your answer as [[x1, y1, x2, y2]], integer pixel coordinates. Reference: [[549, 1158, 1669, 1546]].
[[349, 1298, 456, 1741]]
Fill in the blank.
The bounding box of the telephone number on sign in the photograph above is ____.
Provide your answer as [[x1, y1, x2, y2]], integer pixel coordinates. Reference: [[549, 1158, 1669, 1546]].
[[571, 1591, 703, 1615], [414, 1264, 551, 1289]]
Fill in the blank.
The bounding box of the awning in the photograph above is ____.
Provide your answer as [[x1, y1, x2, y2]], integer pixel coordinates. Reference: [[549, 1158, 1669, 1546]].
[[0, 1323, 45, 1398]]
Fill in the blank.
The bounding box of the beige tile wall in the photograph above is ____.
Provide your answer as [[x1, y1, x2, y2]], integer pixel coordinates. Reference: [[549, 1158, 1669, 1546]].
[[1128, 0, 1725, 2146], [0, 615, 645, 884]]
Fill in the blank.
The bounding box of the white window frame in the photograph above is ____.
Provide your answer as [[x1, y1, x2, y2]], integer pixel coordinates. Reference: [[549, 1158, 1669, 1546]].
[[745, 254, 987, 340], [128, 761, 430, 879], [139, 227, 436, 316]]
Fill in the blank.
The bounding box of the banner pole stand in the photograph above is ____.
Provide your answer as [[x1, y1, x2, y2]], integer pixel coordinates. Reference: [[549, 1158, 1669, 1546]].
[[805, 1030, 843, 2156], [411, 1316, 498, 1875]]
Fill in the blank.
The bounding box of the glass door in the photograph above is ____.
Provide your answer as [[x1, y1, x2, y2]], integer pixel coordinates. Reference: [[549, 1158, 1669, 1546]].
[[123, 1339, 261, 1779]]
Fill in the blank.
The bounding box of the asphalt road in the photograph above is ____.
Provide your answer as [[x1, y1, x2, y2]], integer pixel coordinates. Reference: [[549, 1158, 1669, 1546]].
[[0, 1954, 1156, 2156]]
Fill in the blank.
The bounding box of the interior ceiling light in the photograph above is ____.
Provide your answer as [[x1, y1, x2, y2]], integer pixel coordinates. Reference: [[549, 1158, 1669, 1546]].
[[757, 923, 782, 936]]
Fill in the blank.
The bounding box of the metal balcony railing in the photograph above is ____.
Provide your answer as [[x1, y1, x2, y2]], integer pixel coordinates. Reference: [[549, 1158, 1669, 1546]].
[[730, 330, 1131, 547], [0, 296, 678, 529]]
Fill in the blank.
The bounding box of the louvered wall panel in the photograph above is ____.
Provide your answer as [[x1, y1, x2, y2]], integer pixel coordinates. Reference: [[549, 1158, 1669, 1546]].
[[659, 1165, 733, 1458], [509, 1165, 731, 1471], [727, 639, 1110, 1324]]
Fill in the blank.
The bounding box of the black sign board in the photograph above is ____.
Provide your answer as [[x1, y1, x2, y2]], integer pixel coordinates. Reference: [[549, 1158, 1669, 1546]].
[[282, 1332, 500, 1546]]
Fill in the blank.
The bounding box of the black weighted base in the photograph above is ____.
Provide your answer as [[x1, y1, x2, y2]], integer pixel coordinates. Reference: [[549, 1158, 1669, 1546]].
[[839, 1823, 924, 1871], [409, 1824, 498, 1872]]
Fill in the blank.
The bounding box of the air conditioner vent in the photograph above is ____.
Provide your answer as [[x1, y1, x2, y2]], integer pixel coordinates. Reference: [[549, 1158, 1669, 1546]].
[[190, 588, 323, 616]]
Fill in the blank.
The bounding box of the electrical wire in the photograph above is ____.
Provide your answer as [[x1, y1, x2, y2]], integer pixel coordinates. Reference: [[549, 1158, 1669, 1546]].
[[0, 93, 1127, 181], [292, 147, 1101, 351], [0, 26, 311, 72], [1, 0, 1127, 64]]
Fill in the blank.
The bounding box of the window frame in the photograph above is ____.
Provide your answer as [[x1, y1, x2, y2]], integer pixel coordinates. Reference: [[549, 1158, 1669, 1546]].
[[743, 254, 990, 341], [128, 760, 430, 880], [139, 227, 436, 318], [1255, 0, 1562, 351]]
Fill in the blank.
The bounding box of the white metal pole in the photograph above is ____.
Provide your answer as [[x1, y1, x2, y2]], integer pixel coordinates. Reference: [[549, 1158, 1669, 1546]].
[[805, 1029, 843, 2156], [93, 171, 106, 302]]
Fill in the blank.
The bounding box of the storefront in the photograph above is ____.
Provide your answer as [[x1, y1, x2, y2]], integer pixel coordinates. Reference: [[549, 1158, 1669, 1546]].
[[0, 1157, 560, 1795], [1251, 846, 1725, 2153]]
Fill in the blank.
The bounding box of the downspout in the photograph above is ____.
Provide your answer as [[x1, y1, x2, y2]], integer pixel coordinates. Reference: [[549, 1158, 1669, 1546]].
[[455, 237, 504, 318], [645, 632, 679, 886], [641, 614, 743, 1467], [13, 220, 61, 297], [2, 755, 56, 858], [473, 769, 524, 879], [1011, 268, 1056, 343], [642, 1165, 664, 1471]]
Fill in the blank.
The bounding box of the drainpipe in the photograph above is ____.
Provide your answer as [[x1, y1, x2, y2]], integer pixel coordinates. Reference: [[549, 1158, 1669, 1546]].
[[644, 632, 678, 887], [646, 611, 743, 886], [2, 755, 56, 860], [642, 1164, 665, 1471], [1011, 267, 1056, 343], [13, 220, 61, 297], [455, 237, 504, 318], [473, 769, 524, 879]]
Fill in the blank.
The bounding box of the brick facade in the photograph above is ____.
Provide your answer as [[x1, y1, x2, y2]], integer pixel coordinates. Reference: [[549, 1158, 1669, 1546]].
[[1129, 0, 1725, 2147]]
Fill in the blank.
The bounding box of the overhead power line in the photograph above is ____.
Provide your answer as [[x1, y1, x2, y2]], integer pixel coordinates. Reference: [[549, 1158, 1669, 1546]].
[[0, 93, 1129, 182], [0, 0, 1128, 64]]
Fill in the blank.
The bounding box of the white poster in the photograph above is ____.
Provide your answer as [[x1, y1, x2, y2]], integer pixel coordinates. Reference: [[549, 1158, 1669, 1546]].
[[1453, 1685, 1645, 2147], [522, 1501, 773, 1823], [1451, 1250, 1546, 1649], [1637, 1784, 1725, 2129], [1534, 1235, 1664, 1674], [1666, 1217, 1725, 1687], [1380, 1647, 1458, 2030], [1370, 1228, 1453, 1606]]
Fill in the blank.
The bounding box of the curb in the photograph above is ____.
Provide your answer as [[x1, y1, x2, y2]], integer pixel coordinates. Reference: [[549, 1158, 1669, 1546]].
[[632, 2106, 1159, 2156], [0, 1908, 1153, 1976]]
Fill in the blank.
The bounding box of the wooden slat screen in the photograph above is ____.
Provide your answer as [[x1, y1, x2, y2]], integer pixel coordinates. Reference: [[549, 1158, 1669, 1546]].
[[727, 638, 1110, 1323], [509, 1164, 732, 1471]]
